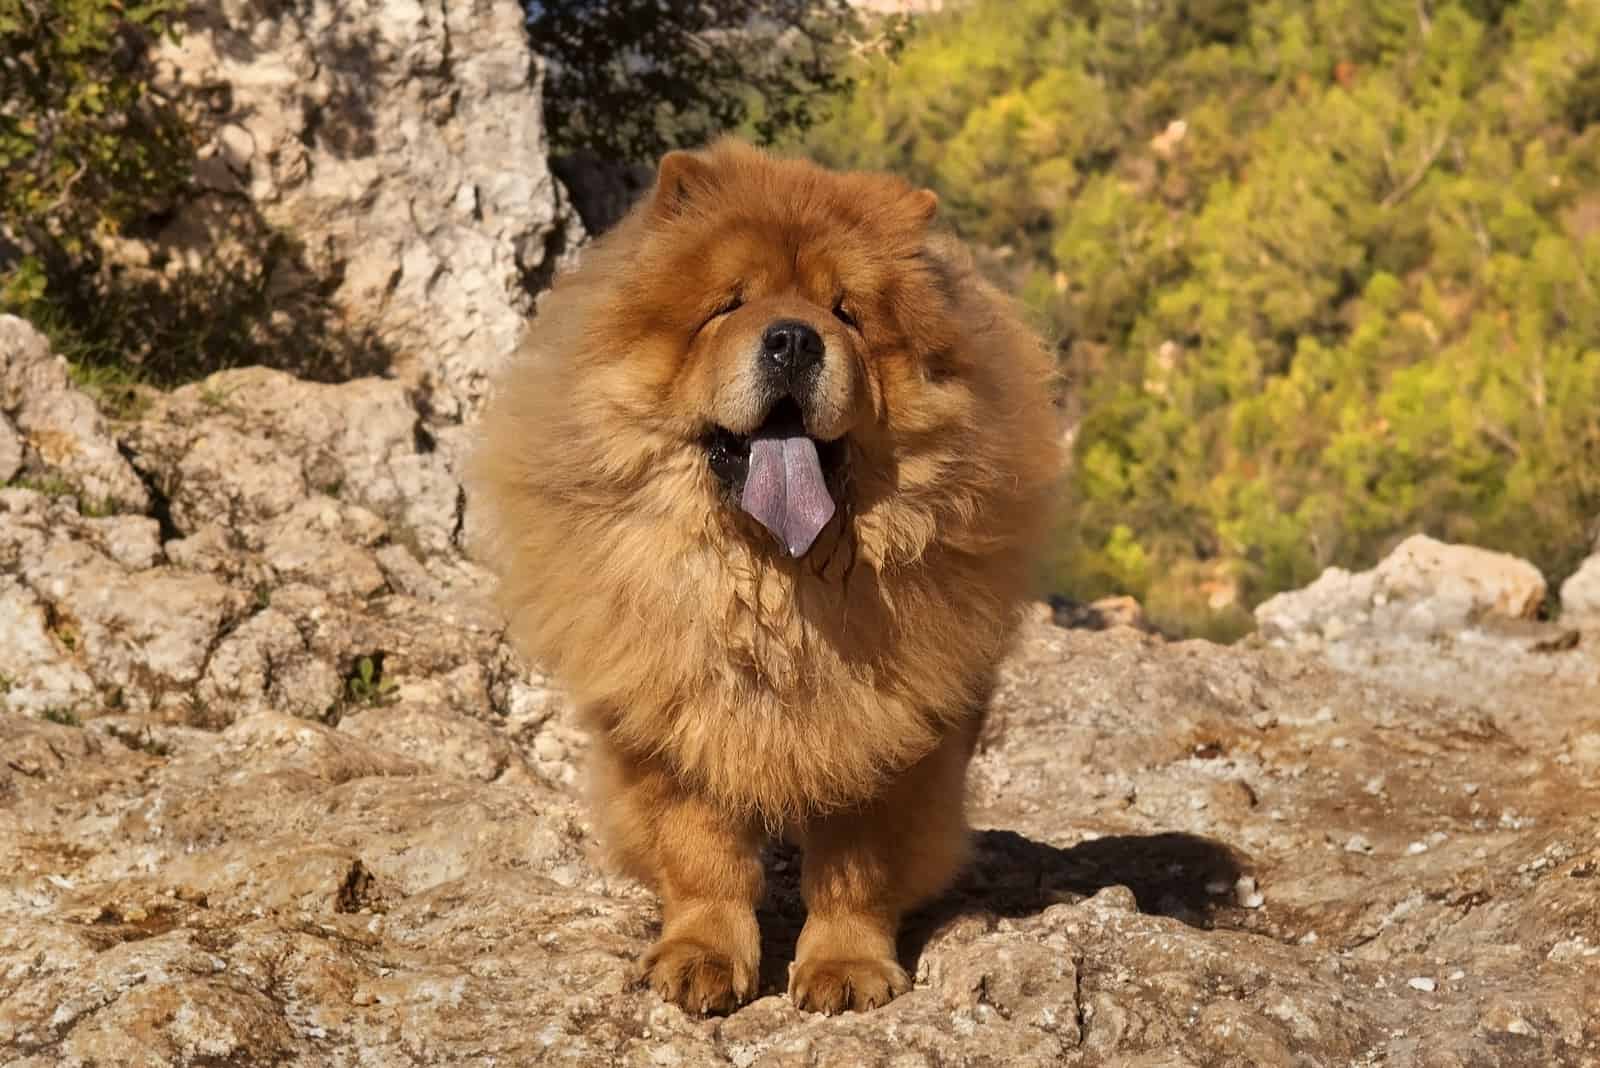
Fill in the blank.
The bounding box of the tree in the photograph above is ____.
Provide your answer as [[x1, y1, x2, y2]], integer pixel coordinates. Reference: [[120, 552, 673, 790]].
[[803, 0, 1600, 636], [526, 0, 876, 166], [0, 0, 188, 315]]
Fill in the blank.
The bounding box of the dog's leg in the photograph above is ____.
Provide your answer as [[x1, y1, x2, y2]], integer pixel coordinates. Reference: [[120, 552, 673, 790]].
[[601, 749, 764, 1014], [789, 725, 973, 1014]]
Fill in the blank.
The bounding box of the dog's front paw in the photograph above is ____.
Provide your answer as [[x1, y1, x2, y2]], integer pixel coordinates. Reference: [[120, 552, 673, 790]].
[[788, 956, 910, 1014], [640, 938, 754, 1015]]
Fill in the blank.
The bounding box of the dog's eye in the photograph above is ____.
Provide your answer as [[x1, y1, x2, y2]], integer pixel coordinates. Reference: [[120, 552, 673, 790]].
[[832, 297, 860, 331], [698, 294, 743, 334]]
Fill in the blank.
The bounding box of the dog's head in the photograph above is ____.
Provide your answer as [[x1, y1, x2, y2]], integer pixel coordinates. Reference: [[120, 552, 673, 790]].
[[582, 139, 1018, 560], [530, 140, 1056, 568]]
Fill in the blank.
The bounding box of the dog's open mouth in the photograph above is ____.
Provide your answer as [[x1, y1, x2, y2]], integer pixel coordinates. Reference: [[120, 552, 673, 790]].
[[704, 398, 847, 558]]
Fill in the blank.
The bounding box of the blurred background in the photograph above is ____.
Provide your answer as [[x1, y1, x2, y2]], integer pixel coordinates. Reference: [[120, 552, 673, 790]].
[[4, 0, 1598, 639]]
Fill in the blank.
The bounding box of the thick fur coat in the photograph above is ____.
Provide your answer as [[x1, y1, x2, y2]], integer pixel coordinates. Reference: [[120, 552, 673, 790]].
[[469, 140, 1060, 1015]]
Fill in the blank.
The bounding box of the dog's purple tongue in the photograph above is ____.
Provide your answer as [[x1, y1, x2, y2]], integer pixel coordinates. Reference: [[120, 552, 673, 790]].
[[741, 428, 835, 558]]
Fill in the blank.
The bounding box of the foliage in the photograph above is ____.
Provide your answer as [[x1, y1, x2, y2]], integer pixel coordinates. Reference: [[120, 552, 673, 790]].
[[804, 0, 1600, 634], [2, 1, 383, 388], [67, 359, 150, 420], [0, 0, 188, 309], [346, 656, 398, 708], [525, 0, 885, 164], [41, 707, 82, 727]]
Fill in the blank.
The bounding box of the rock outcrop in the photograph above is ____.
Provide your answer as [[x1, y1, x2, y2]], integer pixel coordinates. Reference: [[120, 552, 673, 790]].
[[0, 318, 148, 513], [5, 312, 1600, 1065], [149, 0, 582, 420], [1563, 551, 1600, 624], [1254, 532, 1549, 643]]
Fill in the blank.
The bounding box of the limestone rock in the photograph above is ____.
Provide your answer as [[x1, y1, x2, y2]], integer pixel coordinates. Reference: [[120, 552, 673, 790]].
[[1560, 553, 1600, 624], [1255, 533, 1547, 642], [6, 592, 1600, 1067], [0, 316, 148, 511], [148, 0, 583, 422], [125, 367, 460, 558], [0, 414, 21, 483]]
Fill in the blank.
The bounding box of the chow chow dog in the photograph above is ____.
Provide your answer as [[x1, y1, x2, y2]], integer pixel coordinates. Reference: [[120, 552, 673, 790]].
[[469, 140, 1059, 1015]]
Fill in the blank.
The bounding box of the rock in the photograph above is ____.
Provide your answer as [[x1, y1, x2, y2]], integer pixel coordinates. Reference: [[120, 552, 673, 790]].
[[0, 325, 507, 726], [126, 367, 460, 558], [0, 572, 99, 716], [0, 316, 149, 511], [0, 414, 21, 483], [1560, 553, 1600, 623], [148, 0, 583, 422], [1256, 533, 1547, 642], [5, 597, 1599, 1065]]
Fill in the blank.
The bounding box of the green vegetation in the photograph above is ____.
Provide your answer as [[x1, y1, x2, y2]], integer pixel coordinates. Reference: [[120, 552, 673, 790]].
[[41, 707, 82, 727], [3, 474, 77, 498], [804, 0, 1600, 635], [3, 473, 121, 517], [346, 655, 398, 708], [3, 0, 389, 387], [1, 0, 188, 327], [526, 0, 886, 164], [67, 360, 151, 421]]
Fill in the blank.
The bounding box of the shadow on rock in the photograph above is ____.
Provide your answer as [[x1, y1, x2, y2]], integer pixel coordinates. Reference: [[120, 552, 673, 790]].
[[753, 829, 1246, 996]]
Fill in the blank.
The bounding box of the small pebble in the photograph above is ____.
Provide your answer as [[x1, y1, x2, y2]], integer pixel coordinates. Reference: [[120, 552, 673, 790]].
[[1408, 977, 1436, 992], [1448, 970, 1465, 982], [1406, 841, 1428, 855], [1345, 834, 1374, 855]]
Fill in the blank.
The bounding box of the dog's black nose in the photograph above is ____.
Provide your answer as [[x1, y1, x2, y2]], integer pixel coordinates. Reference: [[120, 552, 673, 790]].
[[760, 320, 824, 380]]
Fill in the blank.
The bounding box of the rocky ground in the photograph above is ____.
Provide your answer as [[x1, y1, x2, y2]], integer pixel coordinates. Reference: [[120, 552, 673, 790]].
[[4, 308, 1600, 1067]]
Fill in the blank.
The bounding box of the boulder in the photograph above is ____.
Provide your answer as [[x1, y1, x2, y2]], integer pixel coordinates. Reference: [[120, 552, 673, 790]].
[[0, 317, 149, 511], [1256, 533, 1547, 642], [1560, 553, 1600, 624]]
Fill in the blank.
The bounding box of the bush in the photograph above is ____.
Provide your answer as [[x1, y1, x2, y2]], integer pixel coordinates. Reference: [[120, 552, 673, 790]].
[[803, 0, 1600, 633], [0, 0, 189, 320], [2, 1, 390, 387], [526, 0, 883, 165]]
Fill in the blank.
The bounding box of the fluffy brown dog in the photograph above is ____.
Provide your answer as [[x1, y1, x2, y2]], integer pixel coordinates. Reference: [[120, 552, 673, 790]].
[[468, 140, 1059, 1015]]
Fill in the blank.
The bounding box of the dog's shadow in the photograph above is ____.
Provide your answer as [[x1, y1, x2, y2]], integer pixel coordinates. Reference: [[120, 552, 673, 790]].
[[756, 829, 1246, 995]]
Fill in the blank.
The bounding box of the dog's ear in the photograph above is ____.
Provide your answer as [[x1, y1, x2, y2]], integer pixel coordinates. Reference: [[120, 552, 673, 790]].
[[651, 150, 713, 221], [908, 188, 939, 224]]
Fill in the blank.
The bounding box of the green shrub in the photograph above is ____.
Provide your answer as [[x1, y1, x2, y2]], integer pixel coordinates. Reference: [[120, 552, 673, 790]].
[[1, 0, 189, 316], [803, 0, 1600, 633], [526, 0, 884, 165], [2, 1, 386, 386]]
